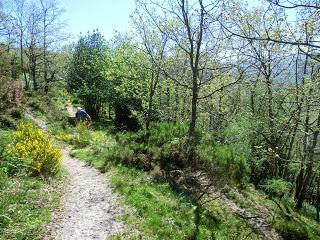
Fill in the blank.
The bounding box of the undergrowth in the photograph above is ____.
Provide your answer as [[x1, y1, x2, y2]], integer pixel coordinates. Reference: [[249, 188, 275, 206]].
[[64, 121, 320, 240], [0, 128, 66, 240]]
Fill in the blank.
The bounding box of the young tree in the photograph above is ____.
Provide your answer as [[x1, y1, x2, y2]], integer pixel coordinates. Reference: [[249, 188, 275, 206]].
[[132, 9, 168, 128], [7, 0, 29, 89], [67, 30, 107, 119], [39, 0, 65, 93], [25, 1, 42, 90]]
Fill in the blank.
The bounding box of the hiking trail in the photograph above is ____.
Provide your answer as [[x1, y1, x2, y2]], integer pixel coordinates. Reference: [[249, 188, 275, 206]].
[[26, 109, 124, 240]]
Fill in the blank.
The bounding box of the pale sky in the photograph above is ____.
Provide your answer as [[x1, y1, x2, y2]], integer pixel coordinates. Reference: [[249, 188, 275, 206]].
[[60, 0, 136, 41], [59, 0, 280, 42]]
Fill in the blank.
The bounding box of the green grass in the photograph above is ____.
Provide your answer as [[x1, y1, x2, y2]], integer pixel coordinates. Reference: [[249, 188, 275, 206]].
[[239, 187, 320, 239], [0, 173, 66, 240], [109, 165, 196, 239], [0, 126, 67, 240], [72, 136, 262, 240]]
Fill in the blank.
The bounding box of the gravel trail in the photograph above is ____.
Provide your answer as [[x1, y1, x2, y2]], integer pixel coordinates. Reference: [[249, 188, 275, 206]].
[[26, 109, 124, 240], [46, 149, 124, 240]]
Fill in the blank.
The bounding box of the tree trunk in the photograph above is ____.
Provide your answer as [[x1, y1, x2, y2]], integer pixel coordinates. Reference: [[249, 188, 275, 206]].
[[20, 31, 29, 90], [188, 73, 198, 152], [146, 71, 155, 129], [295, 110, 320, 209], [317, 180, 319, 221]]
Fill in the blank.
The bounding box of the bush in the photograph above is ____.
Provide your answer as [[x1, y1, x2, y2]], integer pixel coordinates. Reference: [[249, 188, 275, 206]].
[[147, 122, 188, 146], [262, 178, 292, 198], [109, 122, 187, 170], [4, 122, 62, 176]]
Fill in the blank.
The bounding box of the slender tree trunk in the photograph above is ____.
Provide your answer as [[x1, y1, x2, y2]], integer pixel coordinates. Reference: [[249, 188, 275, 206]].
[[188, 72, 198, 145], [296, 110, 320, 209], [20, 31, 29, 90], [317, 179, 320, 221], [31, 62, 37, 90]]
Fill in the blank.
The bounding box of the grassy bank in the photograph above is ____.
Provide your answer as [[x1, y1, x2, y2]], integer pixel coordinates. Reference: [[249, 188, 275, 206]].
[[0, 126, 66, 240], [66, 128, 261, 239], [60, 121, 320, 240]]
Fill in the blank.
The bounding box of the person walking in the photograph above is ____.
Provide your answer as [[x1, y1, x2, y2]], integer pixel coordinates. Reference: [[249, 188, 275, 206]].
[[75, 107, 91, 128]]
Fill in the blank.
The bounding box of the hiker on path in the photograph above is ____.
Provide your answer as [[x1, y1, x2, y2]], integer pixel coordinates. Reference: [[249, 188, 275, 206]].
[[75, 107, 91, 128]]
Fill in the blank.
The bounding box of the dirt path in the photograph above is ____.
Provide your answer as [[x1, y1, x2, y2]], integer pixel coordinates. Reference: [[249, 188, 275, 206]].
[[26, 110, 124, 240]]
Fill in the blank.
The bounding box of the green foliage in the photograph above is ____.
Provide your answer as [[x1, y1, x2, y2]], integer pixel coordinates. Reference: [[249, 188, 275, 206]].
[[71, 123, 92, 148], [198, 143, 250, 184], [27, 84, 70, 122], [274, 220, 311, 240], [56, 123, 92, 148], [147, 122, 188, 146], [67, 30, 108, 118], [301, 203, 317, 220], [263, 178, 292, 198], [67, 31, 150, 127]]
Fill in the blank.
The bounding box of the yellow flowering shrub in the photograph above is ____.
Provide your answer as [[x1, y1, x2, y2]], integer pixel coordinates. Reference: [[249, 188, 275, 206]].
[[8, 122, 62, 176]]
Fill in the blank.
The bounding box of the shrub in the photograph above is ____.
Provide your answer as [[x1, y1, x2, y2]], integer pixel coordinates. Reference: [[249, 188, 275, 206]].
[[5, 122, 62, 176], [262, 178, 292, 198], [147, 122, 188, 146]]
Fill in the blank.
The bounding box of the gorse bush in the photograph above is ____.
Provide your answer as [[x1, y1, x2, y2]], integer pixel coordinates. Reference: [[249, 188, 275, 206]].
[[4, 122, 62, 176]]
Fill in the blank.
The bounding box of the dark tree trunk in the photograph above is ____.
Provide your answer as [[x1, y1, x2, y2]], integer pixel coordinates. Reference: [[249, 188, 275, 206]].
[[317, 180, 320, 221], [108, 103, 111, 119], [20, 32, 29, 90], [114, 102, 140, 131], [188, 76, 198, 141]]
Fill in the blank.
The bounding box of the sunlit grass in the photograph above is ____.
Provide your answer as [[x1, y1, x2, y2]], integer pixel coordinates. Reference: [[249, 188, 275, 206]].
[[0, 173, 66, 240]]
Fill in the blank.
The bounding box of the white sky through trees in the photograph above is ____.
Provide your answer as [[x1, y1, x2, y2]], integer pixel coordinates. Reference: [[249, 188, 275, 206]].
[[59, 0, 135, 41], [60, 0, 269, 41]]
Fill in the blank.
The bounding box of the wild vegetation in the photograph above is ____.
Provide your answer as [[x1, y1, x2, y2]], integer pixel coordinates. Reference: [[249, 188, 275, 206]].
[[1, 0, 320, 239]]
